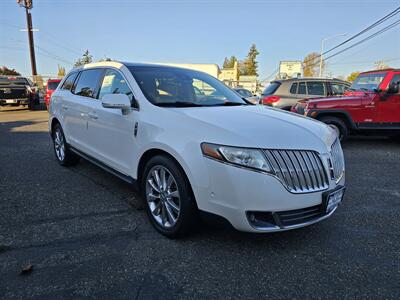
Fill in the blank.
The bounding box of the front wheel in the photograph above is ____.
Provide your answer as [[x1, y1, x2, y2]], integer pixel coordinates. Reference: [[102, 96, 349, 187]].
[[52, 123, 80, 166], [141, 155, 198, 238], [28, 100, 34, 110], [320, 116, 348, 141]]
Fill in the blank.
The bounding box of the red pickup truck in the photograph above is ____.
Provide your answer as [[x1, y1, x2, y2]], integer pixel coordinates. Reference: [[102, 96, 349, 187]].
[[291, 69, 400, 140]]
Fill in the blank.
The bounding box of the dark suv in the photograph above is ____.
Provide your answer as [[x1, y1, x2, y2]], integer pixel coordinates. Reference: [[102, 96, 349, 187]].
[[261, 78, 350, 110], [0, 76, 38, 110]]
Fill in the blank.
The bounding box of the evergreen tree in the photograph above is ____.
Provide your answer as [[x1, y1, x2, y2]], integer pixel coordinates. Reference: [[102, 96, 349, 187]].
[[242, 44, 259, 76], [57, 65, 66, 77], [222, 56, 238, 69], [0, 66, 21, 76], [74, 50, 93, 67]]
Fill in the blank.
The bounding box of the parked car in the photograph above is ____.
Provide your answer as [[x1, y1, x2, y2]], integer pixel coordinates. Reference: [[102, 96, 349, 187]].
[[45, 79, 62, 110], [49, 62, 345, 237], [233, 88, 259, 104], [291, 69, 400, 140], [261, 78, 350, 110], [0, 76, 38, 110]]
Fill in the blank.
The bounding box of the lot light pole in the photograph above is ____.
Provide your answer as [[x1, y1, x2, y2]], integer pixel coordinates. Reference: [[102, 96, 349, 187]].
[[16, 0, 37, 77], [319, 33, 346, 78]]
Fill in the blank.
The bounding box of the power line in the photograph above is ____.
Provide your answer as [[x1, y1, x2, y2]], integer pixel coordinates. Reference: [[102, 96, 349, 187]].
[[0, 35, 75, 65], [0, 19, 84, 57], [316, 19, 400, 65], [34, 45, 74, 65], [260, 67, 279, 83], [323, 6, 400, 56], [303, 6, 400, 66], [329, 57, 400, 65], [36, 30, 83, 56], [0, 45, 74, 65]]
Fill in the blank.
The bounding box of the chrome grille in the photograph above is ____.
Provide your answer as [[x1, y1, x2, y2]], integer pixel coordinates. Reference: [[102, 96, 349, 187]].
[[330, 139, 345, 181], [263, 149, 329, 193]]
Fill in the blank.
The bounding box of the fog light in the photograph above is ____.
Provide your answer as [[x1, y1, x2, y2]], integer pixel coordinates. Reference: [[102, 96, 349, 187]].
[[250, 213, 256, 222]]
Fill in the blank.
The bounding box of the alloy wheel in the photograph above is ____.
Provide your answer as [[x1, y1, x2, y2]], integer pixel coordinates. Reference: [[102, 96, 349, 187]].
[[54, 128, 65, 161], [145, 165, 181, 228]]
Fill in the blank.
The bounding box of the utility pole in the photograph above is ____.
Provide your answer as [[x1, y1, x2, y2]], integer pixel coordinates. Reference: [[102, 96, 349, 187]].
[[319, 33, 346, 78], [17, 0, 37, 77]]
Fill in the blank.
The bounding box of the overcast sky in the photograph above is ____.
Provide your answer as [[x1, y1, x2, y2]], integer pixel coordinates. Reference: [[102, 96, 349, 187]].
[[1, 0, 399, 79]]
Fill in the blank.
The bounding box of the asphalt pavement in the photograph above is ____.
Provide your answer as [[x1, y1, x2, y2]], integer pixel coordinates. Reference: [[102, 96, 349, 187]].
[[0, 107, 399, 299]]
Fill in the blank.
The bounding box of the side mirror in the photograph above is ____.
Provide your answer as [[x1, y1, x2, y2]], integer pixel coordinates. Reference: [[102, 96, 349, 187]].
[[101, 94, 131, 114], [387, 82, 399, 94]]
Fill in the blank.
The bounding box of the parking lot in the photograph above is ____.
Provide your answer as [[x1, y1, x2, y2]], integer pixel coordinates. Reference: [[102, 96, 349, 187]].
[[0, 107, 399, 299]]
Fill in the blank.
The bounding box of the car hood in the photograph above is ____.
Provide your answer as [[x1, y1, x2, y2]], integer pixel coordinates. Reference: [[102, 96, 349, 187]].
[[306, 93, 374, 104], [173, 105, 336, 153]]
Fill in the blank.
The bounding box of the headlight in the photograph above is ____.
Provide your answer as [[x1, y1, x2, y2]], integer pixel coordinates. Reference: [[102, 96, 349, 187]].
[[201, 143, 272, 173]]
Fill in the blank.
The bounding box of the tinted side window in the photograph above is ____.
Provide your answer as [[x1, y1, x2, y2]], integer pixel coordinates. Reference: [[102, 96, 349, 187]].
[[262, 82, 281, 95], [307, 81, 325, 95], [99, 69, 134, 102], [298, 82, 306, 94], [290, 83, 298, 94], [389, 74, 400, 85], [61, 72, 78, 91], [73, 69, 104, 98], [331, 83, 346, 95]]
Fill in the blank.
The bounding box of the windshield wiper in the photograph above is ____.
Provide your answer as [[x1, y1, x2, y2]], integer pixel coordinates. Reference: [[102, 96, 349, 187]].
[[211, 102, 247, 106], [241, 98, 254, 105], [156, 101, 204, 107]]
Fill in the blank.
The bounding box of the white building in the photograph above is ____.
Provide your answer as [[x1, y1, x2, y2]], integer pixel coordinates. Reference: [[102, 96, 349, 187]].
[[278, 61, 303, 79], [152, 63, 221, 78]]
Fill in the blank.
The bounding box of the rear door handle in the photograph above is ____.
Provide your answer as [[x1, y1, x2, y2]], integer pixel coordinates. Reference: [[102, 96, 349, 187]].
[[62, 104, 69, 110], [88, 112, 98, 119]]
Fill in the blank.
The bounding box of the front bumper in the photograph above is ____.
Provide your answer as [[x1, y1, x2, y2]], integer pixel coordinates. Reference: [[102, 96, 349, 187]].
[[194, 157, 345, 233]]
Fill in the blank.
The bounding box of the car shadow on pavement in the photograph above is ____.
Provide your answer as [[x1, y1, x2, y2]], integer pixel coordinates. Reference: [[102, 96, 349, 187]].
[[0, 104, 47, 113]]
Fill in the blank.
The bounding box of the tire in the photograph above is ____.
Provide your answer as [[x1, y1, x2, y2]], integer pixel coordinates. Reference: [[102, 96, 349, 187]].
[[28, 100, 34, 111], [52, 123, 80, 166], [389, 135, 400, 141], [141, 155, 198, 238], [320, 116, 348, 141]]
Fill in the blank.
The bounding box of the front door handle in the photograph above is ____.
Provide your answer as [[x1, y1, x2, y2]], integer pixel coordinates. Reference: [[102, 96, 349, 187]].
[[88, 112, 98, 119]]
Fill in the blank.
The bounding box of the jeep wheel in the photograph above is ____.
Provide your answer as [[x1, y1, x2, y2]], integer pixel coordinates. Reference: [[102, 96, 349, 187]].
[[320, 116, 348, 141]]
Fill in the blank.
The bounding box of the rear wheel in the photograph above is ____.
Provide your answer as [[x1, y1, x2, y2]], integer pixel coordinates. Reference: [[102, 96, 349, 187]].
[[141, 155, 198, 238], [28, 99, 34, 110], [52, 123, 80, 166], [320, 116, 348, 141]]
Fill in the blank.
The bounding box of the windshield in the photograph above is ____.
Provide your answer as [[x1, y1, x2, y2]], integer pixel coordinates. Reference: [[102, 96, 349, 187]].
[[0, 77, 30, 85], [350, 73, 386, 91], [262, 82, 281, 95], [128, 66, 246, 107], [235, 89, 252, 97], [47, 81, 60, 90]]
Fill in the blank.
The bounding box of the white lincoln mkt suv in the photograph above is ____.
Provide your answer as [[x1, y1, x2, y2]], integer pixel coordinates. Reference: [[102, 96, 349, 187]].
[[49, 61, 345, 238]]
